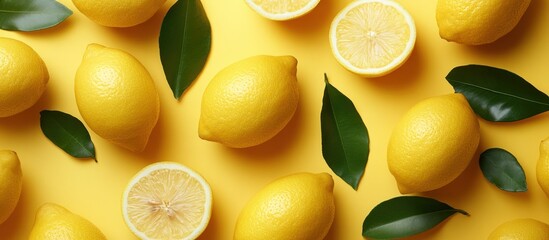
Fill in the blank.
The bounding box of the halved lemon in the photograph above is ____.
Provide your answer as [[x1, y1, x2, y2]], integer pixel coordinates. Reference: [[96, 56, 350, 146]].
[[244, 0, 321, 21], [122, 162, 212, 240], [329, 0, 416, 77]]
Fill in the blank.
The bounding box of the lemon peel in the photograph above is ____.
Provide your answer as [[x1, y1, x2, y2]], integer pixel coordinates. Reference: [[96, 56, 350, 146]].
[[0, 150, 22, 224], [198, 55, 299, 148], [74, 43, 160, 152], [436, 0, 531, 45], [0, 37, 48, 117], [234, 172, 335, 240], [387, 93, 480, 193]]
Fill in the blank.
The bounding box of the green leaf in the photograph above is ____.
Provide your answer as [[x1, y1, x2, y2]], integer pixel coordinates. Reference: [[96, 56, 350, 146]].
[[40, 110, 96, 161], [446, 64, 549, 122], [362, 196, 469, 239], [0, 0, 72, 31], [479, 148, 527, 192], [321, 74, 369, 190], [159, 0, 211, 100]]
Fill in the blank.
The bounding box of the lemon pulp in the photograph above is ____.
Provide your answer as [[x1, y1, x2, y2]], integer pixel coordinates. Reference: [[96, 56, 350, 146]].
[[123, 162, 212, 240], [330, 0, 416, 77]]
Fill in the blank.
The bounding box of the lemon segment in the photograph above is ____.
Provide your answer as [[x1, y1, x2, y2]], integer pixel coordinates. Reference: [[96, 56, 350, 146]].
[[234, 172, 335, 240], [28, 203, 107, 240], [245, 0, 320, 20], [0, 150, 22, 224], [122, 162, 212, 240], [329, 0, 416, 77], [387, 93, 480, 194], [0, 37, 49, 117]]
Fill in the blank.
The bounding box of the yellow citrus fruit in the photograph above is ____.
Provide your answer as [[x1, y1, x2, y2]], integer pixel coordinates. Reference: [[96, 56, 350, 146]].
[[0, 37, 49, 117], [0, 150, 22, 224], [488, 218, 549, 240], [436, 0, 531, 45], [75, 43, 160, 152], [198, 55, 299, 148], [536, 137, 549, 198], [244, 0, 320, 20], [387, 93, 480, 194], [234, 172, 335, 240], [28, 203, 107, 240], [122, 162, 212, 240], [329, 0, 416, 77], [72, 0, 167, 27]]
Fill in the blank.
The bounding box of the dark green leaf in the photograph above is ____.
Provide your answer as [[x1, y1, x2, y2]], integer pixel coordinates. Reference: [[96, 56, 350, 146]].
[[362, 196, 469, 239], [479, 148, 527, 192], [0, 0, 72, 31], [40, 110, 96, 161], [321, 74, 369, 190], [446, 64, 549, 122], [159, 0, 211, 100]]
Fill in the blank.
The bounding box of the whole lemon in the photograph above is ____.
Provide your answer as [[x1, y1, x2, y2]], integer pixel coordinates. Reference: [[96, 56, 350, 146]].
[[234, 172, 335, 240], [387, 93, 480, 194], [436, 0, 531, 45], [198, 55, 299, 148], [28, 203, 107, 240], [72, 0, 167, 27], [0, 37, 48, 117], [0, 150, 22, 224], [536, 137, 549, 198], [488, 218, 549, 240], [75, 44, 160, 152]]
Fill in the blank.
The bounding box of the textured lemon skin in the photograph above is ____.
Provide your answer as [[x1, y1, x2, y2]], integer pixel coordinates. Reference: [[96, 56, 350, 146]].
[[72, 0, 167, 27], [234, 172, 335, 240], [75, 44, 160, 152], [387, 93, 480, 194], [198, 55, 299, 148], [436, 0, 531, 45], [536, 137, 549, 198], [487, 218, 549, 240], [0, 37, 49, 117], [0, 150, 22, 224], [28, 203, 107, 240]]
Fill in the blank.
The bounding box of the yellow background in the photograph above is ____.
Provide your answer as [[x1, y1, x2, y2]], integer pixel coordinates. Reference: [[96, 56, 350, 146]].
[[1, 0, 549, 239]]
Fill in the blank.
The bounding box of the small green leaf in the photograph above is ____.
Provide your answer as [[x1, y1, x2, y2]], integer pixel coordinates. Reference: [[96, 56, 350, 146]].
[[321, 74, 369, 190], [362, 196, 469, 239], [0, 0, 72, 31], [479, 148, 527, 192], [446, 64, 549, 122], [40, 110, 96, 161], [159, 0, 211, 100]]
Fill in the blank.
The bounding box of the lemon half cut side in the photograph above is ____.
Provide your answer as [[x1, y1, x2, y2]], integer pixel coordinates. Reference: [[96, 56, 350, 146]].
[[122, 162, 212, 240], [329, 0, 416, 77], [245, 0, 321, 20]]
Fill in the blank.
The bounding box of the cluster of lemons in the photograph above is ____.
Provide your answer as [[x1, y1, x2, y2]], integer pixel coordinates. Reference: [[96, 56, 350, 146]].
[[0, 0, 544, 239]]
